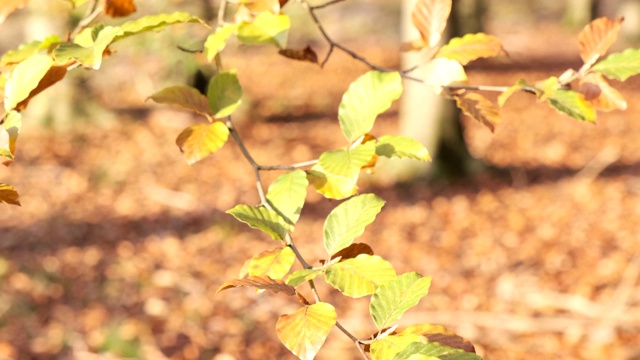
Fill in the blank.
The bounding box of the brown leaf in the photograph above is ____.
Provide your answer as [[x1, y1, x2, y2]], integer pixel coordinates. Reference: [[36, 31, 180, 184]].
[[411, 0, 452, 49], [332, 243, 374, 261], [579, 72, 627, 111], [398, 323, 476, 353], [0, 183, 21, 206], [279, 0, 289, 7], [217, 276, 296, 296], [454, 92, 500, 132], [15, 66, 67, 111], [0, 0, 27, 24], [278, 45, 318, 64], [578, 17, 623, 67], [104, 0, 136, 18]]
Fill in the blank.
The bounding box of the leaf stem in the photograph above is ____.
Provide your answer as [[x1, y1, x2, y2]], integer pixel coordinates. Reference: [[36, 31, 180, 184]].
[[69, 0, 103, 39]]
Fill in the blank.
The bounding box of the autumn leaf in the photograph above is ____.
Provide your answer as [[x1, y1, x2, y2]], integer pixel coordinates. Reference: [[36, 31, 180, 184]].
[[411, 0, 452, 49], [454, 92, 500, 132], [276, 302, 336, 360], [104, 0, 136, 18], [247, 247, 296, 280], [423, 58, 467, 94], [15, 66, 67, 111], [579, 73, 627, 111], [217, 276, 296, 295], [175, 122, 229, 165], [278, 45, 318, 64], [148, 85, 211, 116], [578, 17, 623, 68], [0, 0, 27, 24], [0, 183, 20, 206], [436, 32, 506, 65]]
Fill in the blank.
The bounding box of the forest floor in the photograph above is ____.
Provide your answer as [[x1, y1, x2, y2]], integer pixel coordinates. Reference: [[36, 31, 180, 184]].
[[1, 17, 640, 360]]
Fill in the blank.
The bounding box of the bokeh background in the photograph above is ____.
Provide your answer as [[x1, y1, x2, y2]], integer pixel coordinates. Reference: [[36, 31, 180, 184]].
[[1, 0, 640, 359]]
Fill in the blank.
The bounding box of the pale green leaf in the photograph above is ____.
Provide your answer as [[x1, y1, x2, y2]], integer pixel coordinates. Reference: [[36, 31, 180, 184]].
[[237, 12, 290, 48], [376, 135, 431, 161], [116, 12, 205, 41], [591, 48, 640, 81], [248, 247, 295, 280], [52, 26, 121, 69], [175, 122, 229, 164], [370, 272, 432, 330], [148, 85, 211, 116], [0, 183, 20, 206], [207, 70, 243, 118], [308, 142, 376, 200], [227, 204, 288, 240], [0, 36, 61, 66], [266, 170, 308, 228], [204, 24, 238, 62], [393, 342, 481, 360], [323, 193, 385, 256], [548, 90, 596, 122], [370, 334, 425, 360], [276, 302, 336, 360], [4, 54, 53, 111], [325, 254, 396, 298], [338, 71, 402, 142], [286, 268, 324, 287]]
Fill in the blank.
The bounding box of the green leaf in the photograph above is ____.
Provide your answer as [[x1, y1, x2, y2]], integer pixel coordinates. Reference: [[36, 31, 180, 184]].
[[0, 111, 21, 164], [323, 193, 385, 256], [227, 204, 288, 240], [548, 90, 596, 122], [266, 170, 308, 228], [237, 12, 290, 48], [376, 135, 431, 161], [4, 54, 54, 111], [308, 142, 376, 200], [591, 48, 640, 81], [0, 183, 20, 206], [175, 122, 229, 164], [116, 12, 205, 41], [207, 70, 243, 118], [370, 272, 432, 330], [276, 302, 336, 360], [53, 26, 121, 69], [370, 334, 425, 360], [248, 247, 296, 280], [325, 254, 396, 298], [0, 36, 61, 66], [286, 268, 324, 287], [338, 71, 403, 142], [204, 24, 238, 62], [392, 342, 482, 360], [148, 85, 211, 116]]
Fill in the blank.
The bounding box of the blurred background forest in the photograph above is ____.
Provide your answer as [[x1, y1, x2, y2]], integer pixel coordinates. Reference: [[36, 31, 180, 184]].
[[1, 0, 640, 359]]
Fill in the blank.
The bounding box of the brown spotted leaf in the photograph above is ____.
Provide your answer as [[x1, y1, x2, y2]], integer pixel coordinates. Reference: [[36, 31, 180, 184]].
[[104, 0, 136, 18], [454, 92, 500, 132], [411, 0, 452, 49], [578, 17, 623, 68], [579, 72, 627, 111], [217, 276, 296, 295], [278, 45, 318, 64]]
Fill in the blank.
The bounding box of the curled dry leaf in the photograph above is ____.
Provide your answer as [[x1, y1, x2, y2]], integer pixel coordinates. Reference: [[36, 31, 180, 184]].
[[104, 0, 136, 18], [217, 275, 296, 296], [411, 0, 452, 49], [15, 66, 67, 111], [454, 92, 500, 132], [578, 17, 623, 68], [278, 45, 318, 64]]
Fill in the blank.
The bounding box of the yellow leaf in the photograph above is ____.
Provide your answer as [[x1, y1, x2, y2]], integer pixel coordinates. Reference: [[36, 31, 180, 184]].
[[104, 0, 136, 18], [423, 58, 468, 94], [411, 0, 452, 49], [534, 76, 559, 101], [436, 32, 506, 65], [578, 17, 623, 68], [579, 73, 627, 111], [248, 247, 296, 280], [0, 183, 20, 206], [454, 92, 500, 132], [276, 302, 336, 360], [175, 122, 229, 165]]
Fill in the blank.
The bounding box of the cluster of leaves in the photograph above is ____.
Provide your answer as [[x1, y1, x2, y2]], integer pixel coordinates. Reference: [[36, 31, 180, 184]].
[[2, 0, 640, 359]]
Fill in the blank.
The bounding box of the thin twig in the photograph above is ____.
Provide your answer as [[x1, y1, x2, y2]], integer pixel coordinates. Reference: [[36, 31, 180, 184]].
[[258, 159, 318, 171], [69, 0, 103, 39], [310, 0, 347, 10], [225, 117, 268, 202]]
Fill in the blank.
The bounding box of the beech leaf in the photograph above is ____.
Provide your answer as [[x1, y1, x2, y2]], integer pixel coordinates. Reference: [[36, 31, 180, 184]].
[[454, 92, 500, 132], [286, 268, 324, 287], [217, 275, 296, 295], [0, 183, 20, 206], [436, 32, 506, 65], [266, 170, 308, 228], [578, 17, 623, 68], [237, 12, 290, 48], [278, 45, 318, 64], [376, 135, 431, 161], [1, 111, 21, 165], [548, 90, 596, 122], [579, 73, 627, 111], [276, 302, 336, 360], [117, 12, 205, 40], [325, 254, 396, 298], [148, 85, 211, 116], [248, 247, 296, 280], [399, 324, 477, 353], [4, 54, 53, 111], [204, 24, 238, 62], [207, 70, 243, 118], [392, 342, 481, 360], [423, 58, 468, 94], [370, 333, 424, 360], [370, 272, 432, 330], [411, 0, 452, 49], [175, 122, 229, 164], [104, 0, 136, 18], [0, 36, 61, 66], [227, 204, 289, 240], [591, 48, 640, 81]]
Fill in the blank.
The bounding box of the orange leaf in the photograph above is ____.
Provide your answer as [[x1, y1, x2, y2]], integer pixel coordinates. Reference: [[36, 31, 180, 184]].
[[0, 183, 20, 206], [175, 123, 229, 165], [411, 0, 452, 49], [436, 32, 507, 65], [278, 45, 318, 64], [321, 243, 374, 265], [217, 276, 296, 295], [104, 0, 136, 18], [0, 0, 27, 24], [454, 92, 500, 132], [579, 73, 627, 111], [15, 66, 67, 111], [578, 17, 623, 67]]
